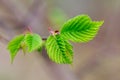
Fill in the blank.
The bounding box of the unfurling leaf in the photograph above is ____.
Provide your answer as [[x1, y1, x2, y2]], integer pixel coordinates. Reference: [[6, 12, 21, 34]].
[[37, 41, 45, 52], [25, 33, 42, 52], [46, 34, 73, 64], [21, 41, 27, 55], [60, 15, 104, 42], [7, 34, 25, 63]]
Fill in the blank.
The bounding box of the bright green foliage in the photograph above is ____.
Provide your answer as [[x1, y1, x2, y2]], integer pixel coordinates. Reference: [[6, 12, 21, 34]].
[[60, 15, 104, 42], [7, 34, 25, 63], [21, 41, 27, 55], [7, 33, 42, 63], [37, 41, 45, 52], [7, 14, 104, 64], [46, 34, 73, 64], [25, 34, 42, 52]]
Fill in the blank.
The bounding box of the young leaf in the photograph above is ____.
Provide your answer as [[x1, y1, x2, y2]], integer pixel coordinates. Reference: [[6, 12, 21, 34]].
[[25, 33, 42, 52], [46, 34, 73, 64], [37, 41, 45, 52], [21, 41, 27, 55], [60, 15, 104, 42], [7, 34, 25, 63]]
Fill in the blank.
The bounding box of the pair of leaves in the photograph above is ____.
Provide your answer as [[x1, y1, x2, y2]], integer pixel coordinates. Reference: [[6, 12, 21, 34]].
[[7, 34, 42, 63], [7, 14, 104, 64], [45, 15, 104, 64]]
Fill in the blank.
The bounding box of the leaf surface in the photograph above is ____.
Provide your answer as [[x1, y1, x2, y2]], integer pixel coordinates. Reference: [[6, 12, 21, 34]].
[[25, 33, 42, 52], [46, 34, 73, 64], [60, 15, 104, 42], [7, 34, 25, 63]]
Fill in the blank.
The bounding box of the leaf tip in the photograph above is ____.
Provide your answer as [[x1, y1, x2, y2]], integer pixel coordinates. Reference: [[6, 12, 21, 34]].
[[99, 20, 104, 26]]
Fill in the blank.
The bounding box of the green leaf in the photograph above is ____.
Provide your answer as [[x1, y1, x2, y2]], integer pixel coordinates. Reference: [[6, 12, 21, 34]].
[[60, 15, 104, 42], [7, 34, 25, 63], [46, 34, 73, 64], [25, 33, 42, 52], [37, 41, 45, 52], [21, 41, 27, 55]]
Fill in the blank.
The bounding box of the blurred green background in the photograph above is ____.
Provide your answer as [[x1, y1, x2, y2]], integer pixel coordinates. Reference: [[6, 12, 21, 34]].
[[0, 0, 120, 80]]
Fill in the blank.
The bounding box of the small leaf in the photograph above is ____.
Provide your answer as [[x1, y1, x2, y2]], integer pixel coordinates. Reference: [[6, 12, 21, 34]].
[[7, 34, 25, 63], [46, 34, 73, 64], [37, 41, 45, 52], [21, 41, 27, 55], [37, 47, 43, 52], [25, 33, 42, 52], [60, 15, 104, 42]]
